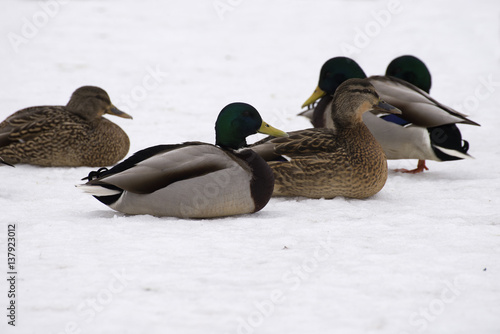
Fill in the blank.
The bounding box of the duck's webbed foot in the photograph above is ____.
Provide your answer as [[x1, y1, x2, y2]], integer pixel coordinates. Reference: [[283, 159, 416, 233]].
[[395, 160, 429, 174]]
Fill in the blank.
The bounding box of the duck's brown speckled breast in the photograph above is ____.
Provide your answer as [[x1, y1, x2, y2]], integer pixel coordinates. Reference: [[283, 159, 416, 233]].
[[269, 125, 388, 199]]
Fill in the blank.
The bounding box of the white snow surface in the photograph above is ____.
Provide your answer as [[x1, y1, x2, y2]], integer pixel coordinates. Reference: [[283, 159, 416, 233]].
[[1, 1, 500, 333]]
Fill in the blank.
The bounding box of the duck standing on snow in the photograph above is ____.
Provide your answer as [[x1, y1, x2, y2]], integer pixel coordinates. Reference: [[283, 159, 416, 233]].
[[78, 103, 288, 218], [250, 78, 401, 199], [0, 86, 132, 167], [300, 56, 480, 173]]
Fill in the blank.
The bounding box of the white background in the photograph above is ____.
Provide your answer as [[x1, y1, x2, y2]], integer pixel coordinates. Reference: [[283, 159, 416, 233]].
[[1, 1, 499, 333]]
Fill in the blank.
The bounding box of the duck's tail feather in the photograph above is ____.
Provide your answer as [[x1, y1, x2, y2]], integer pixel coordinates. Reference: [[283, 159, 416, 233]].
[[429, 124, 473, 161], [76, 183, 123, 206], [76, 184, 121, 196], [0, 157, 14, 167], [433, 144, 473, 160]]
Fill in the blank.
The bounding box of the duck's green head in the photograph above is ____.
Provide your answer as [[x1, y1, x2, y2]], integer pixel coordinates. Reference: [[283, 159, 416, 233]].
[[386, 55, 432, 93], [302, 57, 366, 108], [215, 103, 288, 150]]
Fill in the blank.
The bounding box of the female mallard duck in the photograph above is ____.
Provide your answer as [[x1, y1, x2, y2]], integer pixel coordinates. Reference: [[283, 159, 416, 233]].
[[0, 86, 132, 167], [300, 56, 480, 173], [250, 78, 401, 199], [78, 103, 288, 218]]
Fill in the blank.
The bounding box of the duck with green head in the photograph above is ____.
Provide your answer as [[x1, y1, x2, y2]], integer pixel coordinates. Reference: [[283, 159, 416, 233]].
[[300, 56, 480, 173], [78, 102, 288, 218]]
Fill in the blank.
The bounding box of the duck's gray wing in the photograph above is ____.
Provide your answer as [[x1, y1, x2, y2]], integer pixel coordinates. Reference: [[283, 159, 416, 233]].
[[86, 143, 242, 194], [369, 76, 480, 127]]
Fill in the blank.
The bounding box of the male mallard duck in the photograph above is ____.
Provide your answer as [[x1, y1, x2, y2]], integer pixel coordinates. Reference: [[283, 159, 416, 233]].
[[300, 56, 480, 173], [78, 103, 288, 218], [250, 79, 401, 199], [0, 86, 132, 167]]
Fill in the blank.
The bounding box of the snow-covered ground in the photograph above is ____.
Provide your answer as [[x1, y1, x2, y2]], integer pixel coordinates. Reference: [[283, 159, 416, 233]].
[[1, 1, 499, 333]]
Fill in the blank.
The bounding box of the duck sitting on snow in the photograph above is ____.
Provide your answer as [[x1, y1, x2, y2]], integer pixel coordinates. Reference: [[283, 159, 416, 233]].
[[78, 103, 288, 218], [0, 86, 132, 167], [300, 56, 480, 173], [250, 78, 401, 199]]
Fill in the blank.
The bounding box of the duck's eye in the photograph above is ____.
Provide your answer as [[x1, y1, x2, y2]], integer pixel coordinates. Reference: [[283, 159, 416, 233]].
[[242, 111, 251, 117], [95, 95, 110, 103]]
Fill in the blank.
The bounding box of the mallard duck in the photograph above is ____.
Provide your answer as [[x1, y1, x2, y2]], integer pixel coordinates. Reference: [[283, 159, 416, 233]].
[[0, 86, 132, 167], [78, 103, 288, 218], [300, 56, 480, 173], [250, 78, 401, 199]]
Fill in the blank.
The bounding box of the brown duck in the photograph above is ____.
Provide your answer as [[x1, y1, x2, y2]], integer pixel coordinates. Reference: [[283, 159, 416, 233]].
[[0, 86, 132, 167], [250, 78, 401, 199]]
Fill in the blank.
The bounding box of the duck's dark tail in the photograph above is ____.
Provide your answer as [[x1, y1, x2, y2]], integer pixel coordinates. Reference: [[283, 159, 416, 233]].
[[428, 124, 472, 161], [78, 167, 123, 206]]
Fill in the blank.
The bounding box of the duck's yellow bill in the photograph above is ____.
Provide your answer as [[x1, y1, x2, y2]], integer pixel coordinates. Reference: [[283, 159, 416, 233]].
[[108, 105, 133, 119], [258, 121, 289, 138], [301, 86, 326, 108]]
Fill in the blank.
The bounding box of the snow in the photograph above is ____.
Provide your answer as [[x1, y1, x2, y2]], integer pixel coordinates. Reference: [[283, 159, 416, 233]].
[[1, 0, 499, 333]]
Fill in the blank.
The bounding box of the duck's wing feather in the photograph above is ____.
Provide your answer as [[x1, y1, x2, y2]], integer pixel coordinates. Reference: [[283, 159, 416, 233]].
[[368, 76, 480, 127], [0, 106, 68, 146], [85, 143, 240, 194], [251, 128, 336, 160], [0, 156, 14, 167]]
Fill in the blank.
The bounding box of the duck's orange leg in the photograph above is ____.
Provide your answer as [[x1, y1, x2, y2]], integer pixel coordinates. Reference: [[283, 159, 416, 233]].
[[395, 160, 429, 174]]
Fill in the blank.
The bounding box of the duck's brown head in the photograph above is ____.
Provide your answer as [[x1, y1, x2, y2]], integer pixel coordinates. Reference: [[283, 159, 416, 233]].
[[66, 86, 132, 121], [330, 78, 401, 128]]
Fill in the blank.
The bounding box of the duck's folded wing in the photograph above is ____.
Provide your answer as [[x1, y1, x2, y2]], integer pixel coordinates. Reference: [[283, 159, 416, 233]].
[[0, 131, 9, 147], [251, 128, 334, 160], [0, 106, 66, 146], [87, 143, 239, 194], [369, 76, 480, 127]]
